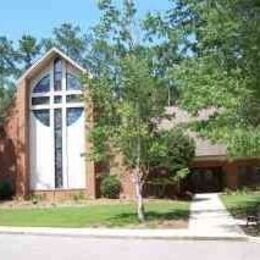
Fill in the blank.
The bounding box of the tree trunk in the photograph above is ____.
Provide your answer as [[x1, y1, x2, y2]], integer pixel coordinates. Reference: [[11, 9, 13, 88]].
[[167, 85, 171, 106], [134, 101, 145, 222], [133, 170, 145, 222]]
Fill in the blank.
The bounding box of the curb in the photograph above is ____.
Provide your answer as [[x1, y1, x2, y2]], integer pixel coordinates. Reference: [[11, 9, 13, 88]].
[[0, 227, 250, 242], [248, 236, 260, 244]]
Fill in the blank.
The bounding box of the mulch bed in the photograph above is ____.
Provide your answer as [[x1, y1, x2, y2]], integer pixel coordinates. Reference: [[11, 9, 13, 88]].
[[241, 224, 260, 237]]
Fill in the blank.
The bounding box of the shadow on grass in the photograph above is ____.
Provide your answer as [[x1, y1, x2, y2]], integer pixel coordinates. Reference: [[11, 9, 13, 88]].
[[106, 208, 189, 226]]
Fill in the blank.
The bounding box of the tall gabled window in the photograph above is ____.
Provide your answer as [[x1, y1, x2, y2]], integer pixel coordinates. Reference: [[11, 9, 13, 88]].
[[31, 56, 84, 189]]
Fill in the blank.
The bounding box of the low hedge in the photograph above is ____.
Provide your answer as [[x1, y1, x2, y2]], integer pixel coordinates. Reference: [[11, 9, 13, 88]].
[[0, 180, 14, 200]]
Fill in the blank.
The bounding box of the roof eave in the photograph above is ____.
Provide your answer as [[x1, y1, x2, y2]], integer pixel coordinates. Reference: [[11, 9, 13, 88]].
[[17, 47, 89, 84]]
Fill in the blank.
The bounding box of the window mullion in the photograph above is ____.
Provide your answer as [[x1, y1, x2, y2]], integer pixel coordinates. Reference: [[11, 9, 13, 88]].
[[62, 60, 68, 189]]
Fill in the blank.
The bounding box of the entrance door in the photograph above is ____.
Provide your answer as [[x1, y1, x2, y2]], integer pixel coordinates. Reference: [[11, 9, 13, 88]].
[[190, 168, 223, 193], [30, 58, 86, 190]]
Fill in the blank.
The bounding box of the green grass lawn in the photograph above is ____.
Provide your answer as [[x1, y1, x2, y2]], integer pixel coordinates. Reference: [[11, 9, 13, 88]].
[[221, 192, 260, 218], [221, 191, 260, 236], [0, 200, 190, 228]]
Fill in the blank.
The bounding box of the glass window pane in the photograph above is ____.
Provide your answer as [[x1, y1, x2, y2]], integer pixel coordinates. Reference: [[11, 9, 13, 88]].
[[54, 96, 62, 104], [54, 58, 62, 73], [66, 73, 82, 90], [66, 108, 84, 126], [54, 109, 63, 188], [33, 75, 50, 93], [54, 58, 62, 91], [32, 97, 50, 106], [32, 109, 50, 126], [66, 94, 82, 103]]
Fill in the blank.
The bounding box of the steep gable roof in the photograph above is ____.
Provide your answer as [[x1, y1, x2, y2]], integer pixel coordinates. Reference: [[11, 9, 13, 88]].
[[17, 47, 88, 84]]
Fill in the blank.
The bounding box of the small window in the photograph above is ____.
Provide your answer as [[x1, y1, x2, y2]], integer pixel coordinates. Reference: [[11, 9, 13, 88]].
[[66, 108, 84, 126], [33, 75, 50, 93], [32, 109, 50, 126], [66, 73, 82, 90], [32, 97, 50, 106], [66, 94, 82, 103], [54, 96, 62, 104], [54, 58, 62, 91]]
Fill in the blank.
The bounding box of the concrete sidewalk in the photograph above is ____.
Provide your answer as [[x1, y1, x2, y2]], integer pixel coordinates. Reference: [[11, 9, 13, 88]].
[[188, 193, 244, 237]]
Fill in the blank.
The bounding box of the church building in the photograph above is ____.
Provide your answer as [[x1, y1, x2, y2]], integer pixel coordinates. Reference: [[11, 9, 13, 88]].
[[0, 48, 259, 200]]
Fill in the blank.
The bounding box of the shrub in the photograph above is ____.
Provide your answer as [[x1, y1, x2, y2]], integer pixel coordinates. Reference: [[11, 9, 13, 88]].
[[223, 188, 233, 195], [239, 187, 250, 194], [0, 180, 14, 200], [101, 175, 121, 199], [151, 129, 195, 183], [27, 194, 45, 204]]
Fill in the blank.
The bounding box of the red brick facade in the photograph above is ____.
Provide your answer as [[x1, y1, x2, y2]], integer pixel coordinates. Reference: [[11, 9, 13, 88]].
[[0, 49, 97, 200]]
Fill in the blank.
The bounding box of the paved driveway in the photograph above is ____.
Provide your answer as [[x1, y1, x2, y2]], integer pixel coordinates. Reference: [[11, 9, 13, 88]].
[[189, 193, 244, 237], [0, 234, 260, 260]]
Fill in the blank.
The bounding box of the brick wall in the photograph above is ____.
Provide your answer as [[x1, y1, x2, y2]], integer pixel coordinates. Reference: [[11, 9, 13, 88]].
[[0, 100, 18, 192], [0, 80, 30, 197], [31, 189, 87, 201], [0, 138, 16, 187]]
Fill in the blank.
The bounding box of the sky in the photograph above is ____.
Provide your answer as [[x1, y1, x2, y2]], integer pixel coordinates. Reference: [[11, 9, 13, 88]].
[[0, 0, 171, 42]]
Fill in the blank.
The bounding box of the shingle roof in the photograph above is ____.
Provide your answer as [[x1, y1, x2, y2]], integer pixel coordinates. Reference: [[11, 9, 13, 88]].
[[160, 106, 227, 158]]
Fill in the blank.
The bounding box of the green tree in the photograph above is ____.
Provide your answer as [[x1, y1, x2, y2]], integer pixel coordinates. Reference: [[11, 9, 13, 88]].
[[87, 53, 195, 221], [42, 23, 87, 62], [85, 0, 195, 221], [0, 86, 14, 122], [143, 6, 184, 106], [150, 129, 195, 195], [0, 36, 17, 120], [0, 37, 17, 85], [84, 0, 137, 76], [18, 34, 41, 70], [146, 0, 260, 157]]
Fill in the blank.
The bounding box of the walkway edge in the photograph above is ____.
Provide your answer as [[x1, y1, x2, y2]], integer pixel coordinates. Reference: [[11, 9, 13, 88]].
[[248, 236, 260, 244], [0, 227, 250, 242]]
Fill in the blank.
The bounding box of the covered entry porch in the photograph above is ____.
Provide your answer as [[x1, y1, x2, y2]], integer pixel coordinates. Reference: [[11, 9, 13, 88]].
[[188, 167, 223, 193], [187, 158, 260, 193]]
